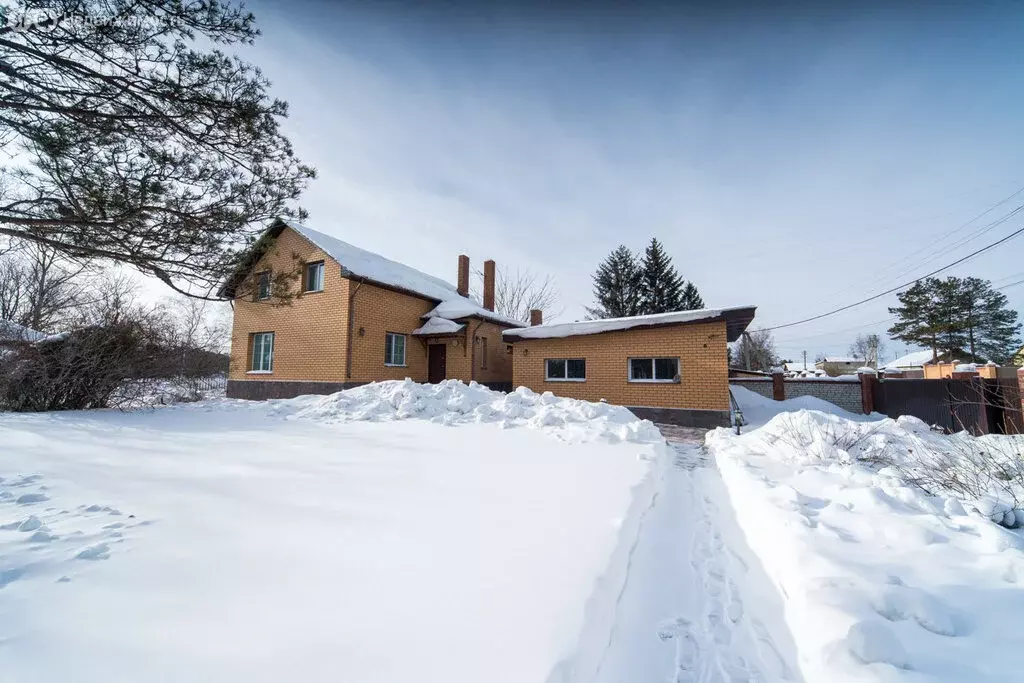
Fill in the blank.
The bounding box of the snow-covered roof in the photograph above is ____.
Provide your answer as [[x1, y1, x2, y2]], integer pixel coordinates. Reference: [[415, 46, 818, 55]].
[[820, 356, 864, 364], [412, 317, 465, 336], [882, 350, 936, 369], [421, 299, 522, 327], [783, 361, 815, 372], [503, 306, 756, 342], [0, 319, 46, 342], [245, 220, 525, 328]]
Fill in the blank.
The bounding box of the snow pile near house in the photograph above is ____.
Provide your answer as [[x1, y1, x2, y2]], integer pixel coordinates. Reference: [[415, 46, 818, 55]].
[[283, 379, 664, 444], [707, 409, 1024, 682]]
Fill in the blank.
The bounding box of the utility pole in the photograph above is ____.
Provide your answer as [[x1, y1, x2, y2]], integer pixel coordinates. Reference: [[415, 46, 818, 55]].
[[802, 350, 807, 370]]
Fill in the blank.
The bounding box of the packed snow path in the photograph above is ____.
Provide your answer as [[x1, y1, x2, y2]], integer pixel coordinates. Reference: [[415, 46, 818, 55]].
[[571, 434, 800, 683]]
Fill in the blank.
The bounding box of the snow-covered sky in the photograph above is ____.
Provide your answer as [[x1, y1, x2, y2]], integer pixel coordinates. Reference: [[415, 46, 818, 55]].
[[234, 1, 1024, 362]]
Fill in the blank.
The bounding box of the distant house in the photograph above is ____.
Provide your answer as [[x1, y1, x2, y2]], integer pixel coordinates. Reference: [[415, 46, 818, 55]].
[[502, 307, 757, 427], [815, 357, 865, 377], [783, 360, 826, 378]]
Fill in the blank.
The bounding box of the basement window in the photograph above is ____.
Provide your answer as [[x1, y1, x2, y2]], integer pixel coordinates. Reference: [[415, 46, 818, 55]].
[[384, 332, 406, 367], [304, 261, 324, 293], [546, 358, 586, 382], [628, 357, 679, 383], [250, 332, 274, 372]]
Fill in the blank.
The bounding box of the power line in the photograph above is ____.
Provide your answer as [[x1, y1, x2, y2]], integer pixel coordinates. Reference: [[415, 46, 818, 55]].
[[764, 208, 1024, 332], [801, 183, 1024, 311]]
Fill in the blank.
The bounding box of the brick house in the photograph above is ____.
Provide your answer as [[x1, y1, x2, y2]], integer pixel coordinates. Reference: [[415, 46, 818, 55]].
[[503, 307, 756, 427], [219, 219, 525, 399]]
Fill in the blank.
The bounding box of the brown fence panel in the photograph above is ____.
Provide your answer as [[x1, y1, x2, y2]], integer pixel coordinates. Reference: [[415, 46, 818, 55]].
[[873, 377, 1019, 434], [873, 379, 957, 431]]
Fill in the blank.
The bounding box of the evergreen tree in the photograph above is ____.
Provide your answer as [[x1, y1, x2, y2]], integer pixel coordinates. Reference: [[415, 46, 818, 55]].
[[0, 1, 315, 296], [958, 277, 1021, 363], [888, 277, 1021, 363], [681, 281, 705, 310], [586, 245, 643, 319], [639, 238, 686, 314]]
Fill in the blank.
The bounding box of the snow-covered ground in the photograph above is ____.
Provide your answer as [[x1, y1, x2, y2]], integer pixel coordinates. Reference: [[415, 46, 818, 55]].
[[5, 379, 1023, 683], [0, 381, 663, 683], [712, 385, 1024, 682]]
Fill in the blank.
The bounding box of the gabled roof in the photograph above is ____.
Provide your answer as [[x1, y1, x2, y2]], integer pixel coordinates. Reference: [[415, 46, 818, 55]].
[[820, 356, 864, 364], [218, 219, 525, 328], [502, 306, 756, 342]]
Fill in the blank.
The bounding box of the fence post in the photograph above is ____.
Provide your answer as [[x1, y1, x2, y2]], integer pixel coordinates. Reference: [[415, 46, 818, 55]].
[[771, 371, 785, 401], [860, 372, 877, 414]]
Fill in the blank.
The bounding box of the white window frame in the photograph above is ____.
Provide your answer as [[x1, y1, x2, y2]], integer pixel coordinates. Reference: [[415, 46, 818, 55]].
[[249, 332, 274, 373], [304, 261, 324, 293], [384, 332, 407, 367], [628, 357, 680, 383], [256, 270, 272, 301], [545, 358, 586, 382]]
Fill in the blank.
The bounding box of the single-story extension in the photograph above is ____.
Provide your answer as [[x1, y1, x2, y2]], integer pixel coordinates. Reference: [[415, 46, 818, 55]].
[[502, 307, 757, 427]]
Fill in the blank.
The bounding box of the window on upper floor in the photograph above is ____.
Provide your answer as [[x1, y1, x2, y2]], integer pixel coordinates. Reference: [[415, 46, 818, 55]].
[[304, 261, 324, 293], [255, 270, 271, 301], [384, 332, 406, 367]]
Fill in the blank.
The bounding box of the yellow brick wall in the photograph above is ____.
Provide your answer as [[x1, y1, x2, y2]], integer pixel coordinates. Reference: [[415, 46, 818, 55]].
[[229, 229, 350, 382], [347, 282, 434, 383], [510, 321, 729, 410], [442, 320, 515, 384]]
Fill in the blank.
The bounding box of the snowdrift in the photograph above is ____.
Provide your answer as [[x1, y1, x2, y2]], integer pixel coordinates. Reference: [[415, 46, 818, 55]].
[[249, 378, 667, 444], [708, 408, 1024, 683]]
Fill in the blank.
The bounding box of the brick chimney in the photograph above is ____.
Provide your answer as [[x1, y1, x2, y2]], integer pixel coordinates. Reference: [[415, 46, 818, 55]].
[[457, 255, 469, 298], [483, 259, 495, 311], [530, 309, 543, 326]]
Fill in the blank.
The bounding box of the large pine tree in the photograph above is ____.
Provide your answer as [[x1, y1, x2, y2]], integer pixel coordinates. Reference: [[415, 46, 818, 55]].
[[888, 276, 1021, 363], [586, 245, 643, 319], [639, 238, 705, 314], [0, 0, 315, 296]]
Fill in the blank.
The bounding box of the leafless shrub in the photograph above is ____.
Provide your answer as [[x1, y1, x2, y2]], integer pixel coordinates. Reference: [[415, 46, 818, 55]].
[[472, 265, 561, 323], [0, 275, 229, 411], [765, 413, 882, 458], [879, 431, 1024, 527]]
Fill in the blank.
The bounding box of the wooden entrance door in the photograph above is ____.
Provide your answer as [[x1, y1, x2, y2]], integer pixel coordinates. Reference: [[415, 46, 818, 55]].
[[428, 343, 447, 383]]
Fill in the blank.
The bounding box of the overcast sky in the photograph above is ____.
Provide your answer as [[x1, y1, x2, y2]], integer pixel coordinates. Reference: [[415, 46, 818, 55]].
[[238, 1, 1024, 363]]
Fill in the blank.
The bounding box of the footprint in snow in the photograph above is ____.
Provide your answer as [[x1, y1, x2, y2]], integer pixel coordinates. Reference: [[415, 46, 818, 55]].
[[16, 492, 49, 505], [75, 543, 111, 561]]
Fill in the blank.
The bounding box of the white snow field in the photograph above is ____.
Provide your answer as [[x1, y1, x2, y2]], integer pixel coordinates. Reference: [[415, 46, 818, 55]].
[[0, 381, 664, 683], [712, 385, 1024, 683], [5, 379, 1022, 683]]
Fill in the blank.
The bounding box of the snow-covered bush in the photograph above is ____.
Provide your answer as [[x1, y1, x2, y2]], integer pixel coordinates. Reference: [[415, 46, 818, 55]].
[[739, 408, 1024, 528], [880, 429, 1024, 528]]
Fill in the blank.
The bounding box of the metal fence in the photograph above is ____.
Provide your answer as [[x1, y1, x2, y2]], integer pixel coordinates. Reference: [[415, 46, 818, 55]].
[[872, 377, 1022, 435]]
